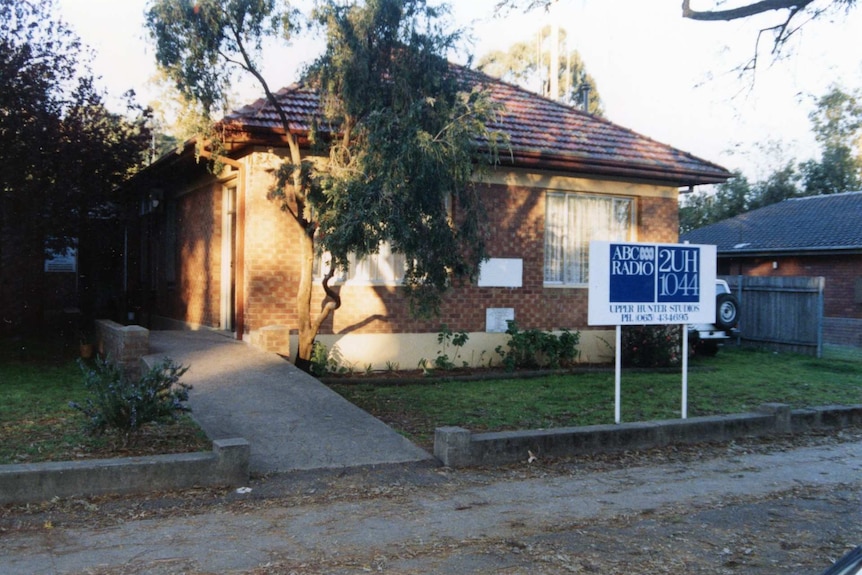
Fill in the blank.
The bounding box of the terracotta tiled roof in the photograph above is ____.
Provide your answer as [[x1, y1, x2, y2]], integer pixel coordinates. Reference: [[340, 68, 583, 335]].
[[222, 65, 730, 186], [680, 191, 862, 253]]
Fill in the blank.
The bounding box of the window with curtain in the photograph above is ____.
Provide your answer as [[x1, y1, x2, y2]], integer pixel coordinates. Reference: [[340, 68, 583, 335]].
[[315, 241, 407, 284], [544, 192, 634, 286]]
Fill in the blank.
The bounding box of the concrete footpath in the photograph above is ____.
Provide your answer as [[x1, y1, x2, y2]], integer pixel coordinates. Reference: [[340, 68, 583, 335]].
[[2, 435, 861, 574], [145, 330, 432, 474]]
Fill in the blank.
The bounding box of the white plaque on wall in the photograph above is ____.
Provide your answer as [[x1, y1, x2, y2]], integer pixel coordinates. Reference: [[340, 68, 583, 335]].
[[486, 308, 515, 333], [478, 258, 522, 288]]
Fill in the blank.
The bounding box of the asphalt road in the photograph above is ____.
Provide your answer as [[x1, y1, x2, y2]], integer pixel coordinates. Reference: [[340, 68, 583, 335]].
[[2, 430, 861, 574]]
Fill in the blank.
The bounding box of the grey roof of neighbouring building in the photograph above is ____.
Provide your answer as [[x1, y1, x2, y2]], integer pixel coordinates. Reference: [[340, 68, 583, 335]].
[[680, 191, 862, 255]]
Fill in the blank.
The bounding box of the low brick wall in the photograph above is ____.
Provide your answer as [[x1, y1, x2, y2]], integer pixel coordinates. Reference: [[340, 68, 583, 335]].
[[824, 317, 862, 348], [0, 438, 249, 505], [249, 325, 292, 357], [434, 404, 862, 467], [94, 319, 149, 378]]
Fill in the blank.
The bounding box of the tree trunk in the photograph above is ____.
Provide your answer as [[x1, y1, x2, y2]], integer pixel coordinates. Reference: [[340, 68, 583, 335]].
[[295, 216, 317, 371]]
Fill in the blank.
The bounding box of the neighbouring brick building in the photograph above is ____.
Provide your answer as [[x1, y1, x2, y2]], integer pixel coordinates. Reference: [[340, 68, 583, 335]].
[[681, 192, 862, 348], [123, 66, 730, 368]]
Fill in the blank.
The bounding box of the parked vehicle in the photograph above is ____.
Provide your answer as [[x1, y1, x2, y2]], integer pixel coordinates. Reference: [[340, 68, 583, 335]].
[[819, 546, 862, 575], [689, 279, 739, 356]]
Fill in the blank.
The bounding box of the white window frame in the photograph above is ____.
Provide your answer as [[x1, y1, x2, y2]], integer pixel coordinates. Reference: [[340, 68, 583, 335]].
[[544, 192, 635, 287]]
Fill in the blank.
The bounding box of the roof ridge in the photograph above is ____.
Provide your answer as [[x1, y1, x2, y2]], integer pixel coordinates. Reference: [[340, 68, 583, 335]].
[[788, 190, 862, 201]]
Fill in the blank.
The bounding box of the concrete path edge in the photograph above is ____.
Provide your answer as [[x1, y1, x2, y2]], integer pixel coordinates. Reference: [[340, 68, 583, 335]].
[[0, 438, 249, 506], [3, 404, 862, 505], [434, 403, 862, 466]]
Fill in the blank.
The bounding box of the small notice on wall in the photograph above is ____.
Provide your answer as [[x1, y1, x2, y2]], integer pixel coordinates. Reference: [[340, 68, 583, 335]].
[[486, 308, 515, 333], [44, 246, 77, 273]]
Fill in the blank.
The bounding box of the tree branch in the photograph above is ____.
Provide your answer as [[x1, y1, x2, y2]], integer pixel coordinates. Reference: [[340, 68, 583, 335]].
[[309, 266, 342, 337], [681, 0, 815, 21]]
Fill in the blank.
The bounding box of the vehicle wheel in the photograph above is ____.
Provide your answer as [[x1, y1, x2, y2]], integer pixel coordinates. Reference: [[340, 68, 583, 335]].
[[715, 293, 739, 330]]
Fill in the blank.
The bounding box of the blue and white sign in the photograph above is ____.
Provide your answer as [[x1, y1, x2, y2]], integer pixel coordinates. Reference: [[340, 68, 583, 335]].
[[588, 241, 716, 326]]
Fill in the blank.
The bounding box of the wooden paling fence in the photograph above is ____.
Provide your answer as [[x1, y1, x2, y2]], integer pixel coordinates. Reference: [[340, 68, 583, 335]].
[[722, 276, 825, 358]]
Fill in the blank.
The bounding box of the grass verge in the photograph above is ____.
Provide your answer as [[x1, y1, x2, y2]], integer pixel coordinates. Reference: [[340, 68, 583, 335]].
[[0, 337, 211, 465], [328, 345, 862, 449]]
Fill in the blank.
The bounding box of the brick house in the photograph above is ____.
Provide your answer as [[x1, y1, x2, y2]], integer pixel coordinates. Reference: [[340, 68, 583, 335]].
[[124, 67, 730, 367], [681, 192, 862, 347]]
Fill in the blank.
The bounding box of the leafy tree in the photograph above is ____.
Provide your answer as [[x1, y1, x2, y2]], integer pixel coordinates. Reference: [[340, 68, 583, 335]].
[[146, 0, 503, 368], [800, 145, 861, 195], [679, 171, 753, 233], [681, 85, 862, 233], [749, 161, 800, 208], [0, 0, 152, 330], [477, 25, 602, 114], [681, 162, 801, 232], [302, 0, 503, 316], [0, 0, 75, 250], [800, 86, 862, 194]]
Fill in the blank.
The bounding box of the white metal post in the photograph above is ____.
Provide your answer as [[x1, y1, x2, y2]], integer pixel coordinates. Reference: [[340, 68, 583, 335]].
[[682, 326, 689, 419], [615, 324, 622, 424]]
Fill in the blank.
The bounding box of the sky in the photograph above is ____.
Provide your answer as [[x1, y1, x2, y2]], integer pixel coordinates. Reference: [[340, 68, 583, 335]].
[[56, 0, 862, 183]]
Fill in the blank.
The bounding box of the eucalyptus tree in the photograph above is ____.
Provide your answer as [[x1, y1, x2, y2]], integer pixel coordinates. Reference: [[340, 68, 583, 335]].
[[800, 86, 862, 195], [477, 25, 603, 114], [147, 0, 503, 368]]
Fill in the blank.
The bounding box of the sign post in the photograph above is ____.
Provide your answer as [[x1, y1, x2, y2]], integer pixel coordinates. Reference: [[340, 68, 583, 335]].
[[588, 242, 716, 423]]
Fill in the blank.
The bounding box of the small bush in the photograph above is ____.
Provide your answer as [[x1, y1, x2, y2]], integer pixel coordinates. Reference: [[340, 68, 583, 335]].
[[622, 325, 682, 368], [70, 357, 191, 445], [496, 321, 580, 371], [435, 324, 469, 370], [310, 341, 330, 376]]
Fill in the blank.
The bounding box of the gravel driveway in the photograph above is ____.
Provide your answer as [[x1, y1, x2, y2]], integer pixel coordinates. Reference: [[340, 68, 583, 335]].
[[2, 430, 860, 574]]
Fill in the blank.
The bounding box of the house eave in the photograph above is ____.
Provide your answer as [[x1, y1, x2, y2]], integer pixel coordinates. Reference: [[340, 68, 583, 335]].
[[718, 246, 862, 257], [221, 127, 731, 187], [503, 150, 731, 187]]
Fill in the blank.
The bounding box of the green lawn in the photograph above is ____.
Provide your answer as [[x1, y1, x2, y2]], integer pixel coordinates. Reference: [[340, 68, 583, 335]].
[[329, 345, 862, 448], [0, 338, 210, 465]]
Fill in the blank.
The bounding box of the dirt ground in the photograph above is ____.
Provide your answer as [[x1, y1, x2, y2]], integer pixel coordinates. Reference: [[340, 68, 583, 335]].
[[2, 429, 860, 574]]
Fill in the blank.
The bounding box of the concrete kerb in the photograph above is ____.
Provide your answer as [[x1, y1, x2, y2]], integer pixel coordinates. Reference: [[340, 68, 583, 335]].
[[4, 403, 862, 504], [434, 403, 862, 467], [0, 438, 250, 506]]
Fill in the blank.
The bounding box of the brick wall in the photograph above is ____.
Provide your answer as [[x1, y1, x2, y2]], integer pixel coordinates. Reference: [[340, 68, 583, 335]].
[[95, 319, 149, 379], [153, 151, 681, 347], [242, 152, 306, 334], [639, 196, 680, 244], [296, 183, 679, 336], [172, 184, 222, 328]]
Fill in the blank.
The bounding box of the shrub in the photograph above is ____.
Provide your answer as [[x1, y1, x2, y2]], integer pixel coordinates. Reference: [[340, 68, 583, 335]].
[[435, 324, 469, 370], [310, 341, 330, 376], [70, 357, 191, 445], [622, 325, 682, 368], [310, 341, 349, 376], [495, 321, 580, 371]]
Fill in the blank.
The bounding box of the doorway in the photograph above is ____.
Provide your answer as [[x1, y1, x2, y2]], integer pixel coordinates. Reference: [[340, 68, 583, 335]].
[[220, 186, 237, 332]]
